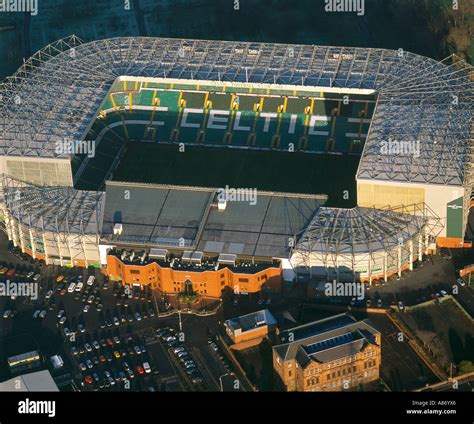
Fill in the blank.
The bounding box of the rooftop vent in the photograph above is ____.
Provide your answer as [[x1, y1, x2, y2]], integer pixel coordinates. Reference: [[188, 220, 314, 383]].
[[113, 223, 123, 235], [218, 198, 227, 211]]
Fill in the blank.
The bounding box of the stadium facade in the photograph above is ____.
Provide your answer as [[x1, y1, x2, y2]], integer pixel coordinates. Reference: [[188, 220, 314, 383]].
[[0, 36, 472, 291]]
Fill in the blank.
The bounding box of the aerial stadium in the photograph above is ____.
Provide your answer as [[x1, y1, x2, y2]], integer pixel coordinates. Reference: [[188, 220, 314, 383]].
[[0, 36, 472, 293]]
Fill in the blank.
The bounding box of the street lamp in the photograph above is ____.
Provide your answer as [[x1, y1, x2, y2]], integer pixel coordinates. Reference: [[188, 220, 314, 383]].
[[219, 373, 229, 392]]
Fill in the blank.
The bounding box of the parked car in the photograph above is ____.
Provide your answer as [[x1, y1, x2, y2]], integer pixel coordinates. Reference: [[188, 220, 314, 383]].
[[67, 282, 76, 293], [39, 310, 47, 319], [377, 298, 383, 308], [398, 301, 404, 311], [45, 290, 53, 299], [143, 362, 151, 374], [85, 343, 92, 352], [83, 304, 90, 313], [3, 310, 11, 319], [440, 290, 448, 297]]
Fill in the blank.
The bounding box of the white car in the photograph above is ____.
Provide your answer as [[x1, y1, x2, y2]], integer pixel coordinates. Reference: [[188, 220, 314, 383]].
[[39, 310, 47, 319], [3, 310, 11, 319], [67, 282, 76, 293], [57, 310, 65, 319], [440, 290, 448, 297], [45, 290, 53, 299], [398, 301, 404, 311], [457, 278, 466, 287], [75, 282, 84, 292], [33, 274, 41, 282], [26, 271, 34, 279], [59, 316, 67, 325], [83, 305, 90, 313], [85, 343, 92, 352], [143, 362, 151, 374], [87, 276, 95, 286]]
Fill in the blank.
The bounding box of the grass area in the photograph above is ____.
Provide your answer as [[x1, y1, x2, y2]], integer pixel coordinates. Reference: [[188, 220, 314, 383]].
[[112, 142, 359, 207]]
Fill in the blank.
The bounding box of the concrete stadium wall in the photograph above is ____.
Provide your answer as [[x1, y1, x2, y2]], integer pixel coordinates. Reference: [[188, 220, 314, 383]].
[[0, 156, 73, 187], [357, 179, 465, 239]]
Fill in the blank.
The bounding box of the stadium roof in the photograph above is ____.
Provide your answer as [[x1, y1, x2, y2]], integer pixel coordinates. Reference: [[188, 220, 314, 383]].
[[0, 35, 472, 186], [3, 175, 103, 235], [101, 181, 324, 257], [295, 203, 442, 255]]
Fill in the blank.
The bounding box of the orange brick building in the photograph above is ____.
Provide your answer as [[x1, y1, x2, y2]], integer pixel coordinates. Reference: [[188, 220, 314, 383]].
[[224, 309, 277, 344], [106, 250, 282, 298], [273, 313, 381, 391]]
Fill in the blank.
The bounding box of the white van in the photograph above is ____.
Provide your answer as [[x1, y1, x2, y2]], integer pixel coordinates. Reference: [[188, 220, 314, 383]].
[[87, 275, 95, 286]]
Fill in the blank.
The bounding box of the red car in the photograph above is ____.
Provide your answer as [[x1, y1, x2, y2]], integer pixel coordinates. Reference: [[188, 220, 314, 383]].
[[6, 269, 15, 277], [106, 338, 113, 346], [84, 375, 93, 384], [99, 355, 106, 363], [60, 288, 66, 296], [136, 366, 144, 375]]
